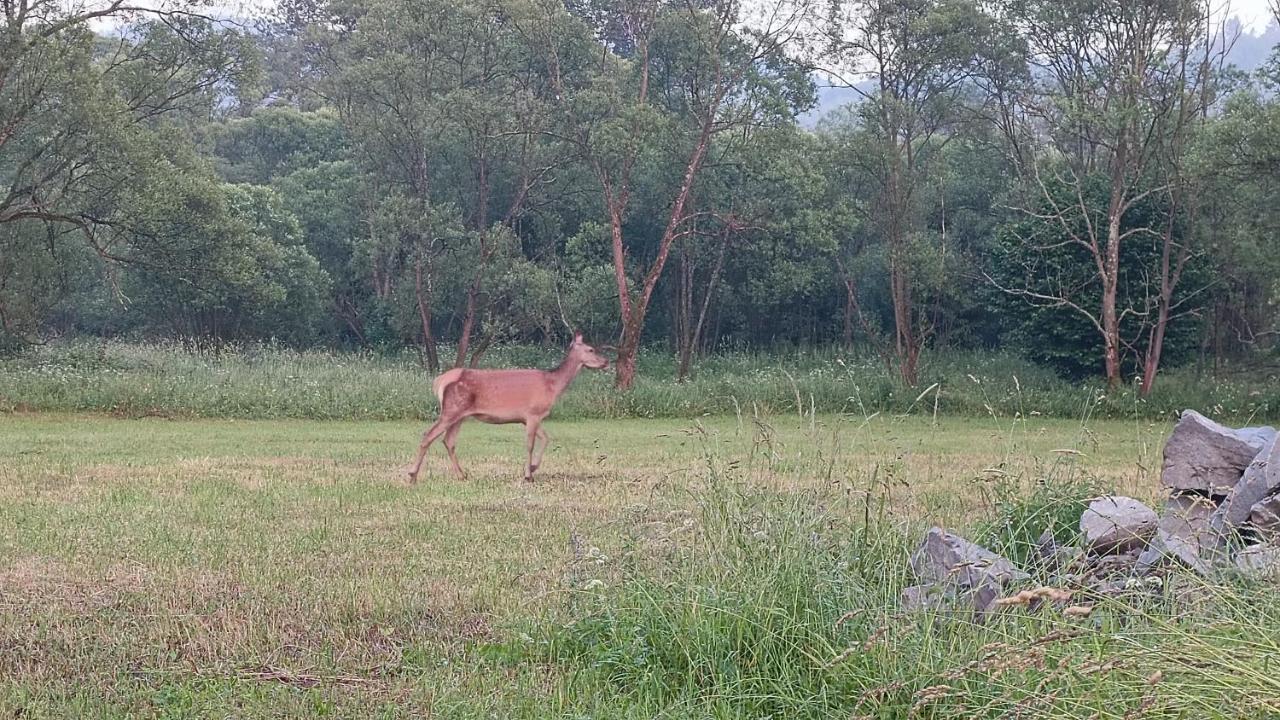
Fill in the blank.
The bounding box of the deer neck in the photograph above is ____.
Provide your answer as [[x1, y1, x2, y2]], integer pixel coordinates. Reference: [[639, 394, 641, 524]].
[[547, 356, 584, 398]]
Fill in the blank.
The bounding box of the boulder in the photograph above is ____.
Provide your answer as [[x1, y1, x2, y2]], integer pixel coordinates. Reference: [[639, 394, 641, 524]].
[[1034, 529, 1082, 574], [1160, 410, 1272, 494], [1135, 494, 1218, 575], [911, 527, 1030, 588], [1239, 426, 1279, 447], [901, 580, 1001, 618], [1080, 496, 1157, 555], [1234, 544, 1280, 579], [1212, 434, 1280, 530], [1249, 494, 1280, 537], [1086, 549, 1143, 578], [901, 583, 953, 612]]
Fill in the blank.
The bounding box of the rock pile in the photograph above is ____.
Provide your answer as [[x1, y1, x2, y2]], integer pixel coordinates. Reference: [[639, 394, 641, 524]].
[[902, 409, 1280, 616]]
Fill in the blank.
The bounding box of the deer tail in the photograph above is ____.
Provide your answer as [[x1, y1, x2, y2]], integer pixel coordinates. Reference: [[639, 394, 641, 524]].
[[432, 368, 464, 405]]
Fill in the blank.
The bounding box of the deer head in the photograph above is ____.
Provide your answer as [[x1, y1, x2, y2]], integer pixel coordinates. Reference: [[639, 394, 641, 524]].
[[569, 331, 609, 370]]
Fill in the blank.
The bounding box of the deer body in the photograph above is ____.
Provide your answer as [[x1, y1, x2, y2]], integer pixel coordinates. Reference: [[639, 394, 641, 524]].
[[408, 334, 608, 483]]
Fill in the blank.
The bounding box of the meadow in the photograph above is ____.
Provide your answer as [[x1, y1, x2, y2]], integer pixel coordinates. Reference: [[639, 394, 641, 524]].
[[3, 344, 1280, 718], [1, 340, 1277, 423]]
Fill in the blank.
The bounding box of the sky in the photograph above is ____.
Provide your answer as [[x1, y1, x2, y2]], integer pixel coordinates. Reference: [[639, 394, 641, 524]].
[[1233, 0, 1277, 33], [83, 0, 1279, 35]]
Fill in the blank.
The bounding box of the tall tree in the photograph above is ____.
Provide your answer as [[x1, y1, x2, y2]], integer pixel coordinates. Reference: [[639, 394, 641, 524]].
[[528, 0, 815, 389], [989, 0, 1228, 389], [313, 0, 564, 370], [819, 0, 1004, 385]]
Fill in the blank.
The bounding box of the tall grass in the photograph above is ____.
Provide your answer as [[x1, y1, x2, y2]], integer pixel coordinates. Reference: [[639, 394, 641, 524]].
[[1, 339, 1277, 422], [507, 453, 1280, 718]]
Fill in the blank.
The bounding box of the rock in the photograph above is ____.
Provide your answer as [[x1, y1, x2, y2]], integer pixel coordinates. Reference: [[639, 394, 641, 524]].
[[1212, 434, 1280, 530], [911, 527, 1030, 588], [1135, 494, 1218, 575], [1080, 496, 1157, 555], [1234, 544, 1280, 579], [1160, 410, 1272, 494], [901, 579, 1001, 619], [1239, 425, 1279, 447], [1034, 529, 1083, 575], [1249, 495, 1280, 537], [1086, 549, 1143, 578], [901, 583, 953, 612]]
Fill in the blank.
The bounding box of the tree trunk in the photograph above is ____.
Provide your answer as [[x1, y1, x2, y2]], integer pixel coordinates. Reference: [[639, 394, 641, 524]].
[[414, 255, 439, 373], [455, 140, 491, 369], [615, 310, 642, 390], [611, 103, 718, 390], [1102, 205, 1123, 389], [841, 287, 854, 352], [454, 284, 479, 368], [678, 225, 731, 381]]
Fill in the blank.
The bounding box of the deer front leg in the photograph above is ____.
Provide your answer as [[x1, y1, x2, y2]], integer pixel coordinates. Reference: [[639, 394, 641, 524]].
[[523, 421, 542, 483], [408, 418, 449, 483], [443, 420, 466, 479], [531, 426, 550, 476]]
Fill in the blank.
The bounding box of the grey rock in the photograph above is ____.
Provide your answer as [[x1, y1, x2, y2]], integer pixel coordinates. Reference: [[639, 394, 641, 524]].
[[1161, 410, 1271, 494], [1086, 549, 1143, 578], [1213, 434, 1280, 530], [901, 579, 1002, 620], [1239, 425, 1279, 447], [1080, 496, 1157, 555], [1136, 494, 1218, 575], [1249, 494, 1280, 537], [911, 527, 1030, 588], [1034, 529, 1083, 574], [1234, 543, 1280, 579], [901, 583, 953, 612]]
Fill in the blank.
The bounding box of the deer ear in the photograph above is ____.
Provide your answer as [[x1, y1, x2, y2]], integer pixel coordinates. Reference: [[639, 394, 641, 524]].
[[573, 330, 583, 343]]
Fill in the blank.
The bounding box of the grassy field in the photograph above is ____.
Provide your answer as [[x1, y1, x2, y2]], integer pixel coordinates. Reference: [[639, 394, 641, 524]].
[[3, 411, 1279, 717]]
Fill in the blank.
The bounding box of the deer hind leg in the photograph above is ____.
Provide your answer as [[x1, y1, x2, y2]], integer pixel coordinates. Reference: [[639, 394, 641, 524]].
[[443, 420, 466, 479], [412, 415, 453, 481]]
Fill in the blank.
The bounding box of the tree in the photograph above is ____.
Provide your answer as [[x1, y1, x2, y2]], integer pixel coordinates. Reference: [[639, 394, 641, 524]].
[[528, 0, 816, 388], [1189, 89, 1280, 363], [989, 0, 1229, 390], [312, 0, 567, 370], [817, 0, 1007, 385], [1, 3, 256, 228], [0, 2, 259, 345], [990, 177, 1205, 379], [121, 180, 330, 346]]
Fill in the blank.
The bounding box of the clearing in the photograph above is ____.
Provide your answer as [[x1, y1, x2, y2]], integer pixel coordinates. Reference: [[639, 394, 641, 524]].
[[0, 412, 1168, 717]]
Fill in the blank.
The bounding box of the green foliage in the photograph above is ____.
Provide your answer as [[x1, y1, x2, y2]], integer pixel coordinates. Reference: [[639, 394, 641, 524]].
[[122, 183, 331, 345], [990, 176, 1208, 380], [213, 108, 349, 184], [2, 0, 1277, 390], [2, 341, 1277, 422]]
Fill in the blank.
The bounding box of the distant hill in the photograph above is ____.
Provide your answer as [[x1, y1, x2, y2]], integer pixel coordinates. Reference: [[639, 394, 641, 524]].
[[801, 18, 1280, 128]]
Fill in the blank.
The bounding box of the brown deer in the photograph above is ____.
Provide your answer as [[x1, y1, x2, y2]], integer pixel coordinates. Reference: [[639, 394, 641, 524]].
[[407, 332, 610, 483]]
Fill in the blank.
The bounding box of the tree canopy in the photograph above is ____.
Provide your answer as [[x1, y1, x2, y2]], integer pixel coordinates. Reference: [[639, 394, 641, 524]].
[[3, 0, 1278, 392]]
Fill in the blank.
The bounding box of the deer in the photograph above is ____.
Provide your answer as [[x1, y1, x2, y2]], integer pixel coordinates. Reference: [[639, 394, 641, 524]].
[[407, 332, 610, 483]]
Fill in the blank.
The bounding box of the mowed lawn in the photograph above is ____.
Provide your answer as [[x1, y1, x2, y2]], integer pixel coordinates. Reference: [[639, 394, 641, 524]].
[[0, 412, 1171, 718]]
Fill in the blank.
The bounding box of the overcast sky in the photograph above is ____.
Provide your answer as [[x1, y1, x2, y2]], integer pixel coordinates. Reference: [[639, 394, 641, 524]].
[[88, 0, 1279, 35]]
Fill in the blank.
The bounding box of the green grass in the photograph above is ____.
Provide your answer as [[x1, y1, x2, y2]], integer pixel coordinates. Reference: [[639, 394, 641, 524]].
[[2, 340, 1278, 422], [6, 409, 1278, 717]]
